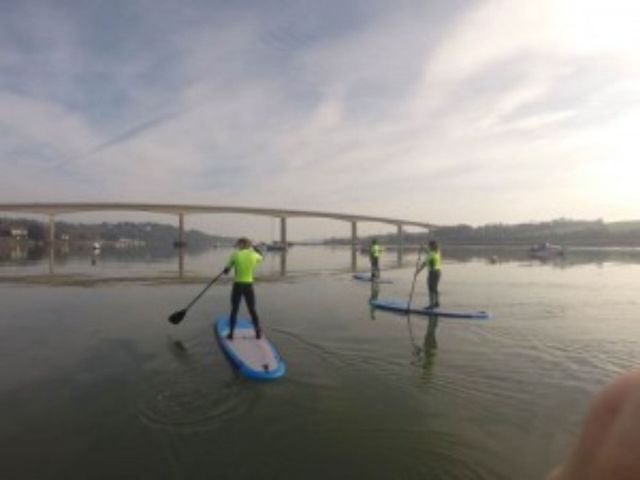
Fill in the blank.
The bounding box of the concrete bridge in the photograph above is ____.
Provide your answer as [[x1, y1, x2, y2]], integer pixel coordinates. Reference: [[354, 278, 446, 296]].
[[0, 202, 432, 247]]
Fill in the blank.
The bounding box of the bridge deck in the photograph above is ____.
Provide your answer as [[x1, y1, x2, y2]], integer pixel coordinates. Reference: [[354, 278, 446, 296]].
[[0, 203, 432, 229]]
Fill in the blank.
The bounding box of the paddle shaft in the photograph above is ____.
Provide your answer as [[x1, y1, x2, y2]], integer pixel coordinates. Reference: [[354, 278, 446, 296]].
[[183, 270, 225, 312], [407, 246, 423, 311]]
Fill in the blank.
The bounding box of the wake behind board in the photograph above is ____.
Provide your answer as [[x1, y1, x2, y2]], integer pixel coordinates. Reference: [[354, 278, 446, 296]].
[[214, 317, 285, 380], [370, 298, 490, 320], [353, 273, 392, 284]]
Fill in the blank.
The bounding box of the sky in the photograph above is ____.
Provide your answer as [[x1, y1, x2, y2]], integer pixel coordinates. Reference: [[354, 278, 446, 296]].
[[1, 0, 639, 240]]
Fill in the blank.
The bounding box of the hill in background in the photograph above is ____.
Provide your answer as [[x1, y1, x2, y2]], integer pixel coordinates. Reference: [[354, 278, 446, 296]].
[[327, 219, 640, 247], [0, 217, 234, 248]]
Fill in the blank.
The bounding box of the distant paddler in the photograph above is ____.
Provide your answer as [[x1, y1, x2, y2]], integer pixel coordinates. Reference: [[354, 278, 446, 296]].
[[415, 240, 441, 309], [369, 239, 384, 279], [223, 237, 264, 340]]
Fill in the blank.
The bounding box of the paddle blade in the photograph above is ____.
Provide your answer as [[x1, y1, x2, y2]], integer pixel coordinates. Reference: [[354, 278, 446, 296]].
[[168, 309, 187, 325]]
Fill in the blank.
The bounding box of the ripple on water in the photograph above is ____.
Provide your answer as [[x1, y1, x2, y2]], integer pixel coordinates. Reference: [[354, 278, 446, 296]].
[[137, 363, 258, 432], [272, 327, 409, 383], [385, 435, 510, 480], [323, 424, 510, 480]]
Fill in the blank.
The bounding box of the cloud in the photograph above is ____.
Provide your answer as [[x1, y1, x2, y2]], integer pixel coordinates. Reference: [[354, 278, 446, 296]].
[[1, 0, 640, 238]]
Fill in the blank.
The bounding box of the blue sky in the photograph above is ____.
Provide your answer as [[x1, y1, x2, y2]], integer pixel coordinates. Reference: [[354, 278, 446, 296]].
[[1, 0, 639, 238]]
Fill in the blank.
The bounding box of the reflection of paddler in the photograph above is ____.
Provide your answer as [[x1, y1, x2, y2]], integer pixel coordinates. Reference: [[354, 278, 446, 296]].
[[424, 315, 438, 354], [369, 239, 383, 279], [407, 314, 439, 372], [420, 315, 439, 372], [369, 279, 380, 320]]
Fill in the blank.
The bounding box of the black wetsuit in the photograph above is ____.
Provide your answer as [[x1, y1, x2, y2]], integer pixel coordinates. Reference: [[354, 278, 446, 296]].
[[230, 283, 260, 335]]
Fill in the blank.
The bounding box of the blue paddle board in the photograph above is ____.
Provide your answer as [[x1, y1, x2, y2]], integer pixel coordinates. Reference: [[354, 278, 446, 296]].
[[214, 317, 285, 380], [370, 298, 490, 319], [353, 273, 392, 284]]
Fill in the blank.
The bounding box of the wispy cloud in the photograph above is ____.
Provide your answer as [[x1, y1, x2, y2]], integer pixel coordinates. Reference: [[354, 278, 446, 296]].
[[1, 0, 639, 237]]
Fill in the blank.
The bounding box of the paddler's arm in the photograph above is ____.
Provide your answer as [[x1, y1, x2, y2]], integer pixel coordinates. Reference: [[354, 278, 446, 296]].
[[223, 252, 236, 275], [252, 247, 264, 265]]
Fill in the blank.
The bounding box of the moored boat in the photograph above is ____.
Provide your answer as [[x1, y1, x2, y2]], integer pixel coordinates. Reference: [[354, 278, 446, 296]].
[[529, 242, 565, 259]]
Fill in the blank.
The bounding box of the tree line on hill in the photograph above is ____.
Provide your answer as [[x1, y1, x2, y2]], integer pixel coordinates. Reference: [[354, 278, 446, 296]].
[[0, 217, 234, 248], [325, 219, 640, 247]]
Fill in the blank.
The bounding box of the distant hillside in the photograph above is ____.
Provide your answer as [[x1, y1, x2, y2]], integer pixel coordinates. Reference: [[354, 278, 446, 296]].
[[0, 217, 234, 247], [326, 219, 640, 247]]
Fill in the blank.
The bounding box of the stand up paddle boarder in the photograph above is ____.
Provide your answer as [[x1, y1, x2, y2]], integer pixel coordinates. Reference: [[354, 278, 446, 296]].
[[223, 237, 263, 340], [416, 240, 441, 309], [369, 239, 383, 279]]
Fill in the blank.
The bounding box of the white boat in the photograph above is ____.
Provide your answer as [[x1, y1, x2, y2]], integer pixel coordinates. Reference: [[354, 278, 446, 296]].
[[265, 242, 288, 252], [529, 242, 565, 259]]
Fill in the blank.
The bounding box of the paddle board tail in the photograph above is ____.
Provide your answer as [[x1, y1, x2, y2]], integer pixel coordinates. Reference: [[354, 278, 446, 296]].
[[214, 317, 285, 380]]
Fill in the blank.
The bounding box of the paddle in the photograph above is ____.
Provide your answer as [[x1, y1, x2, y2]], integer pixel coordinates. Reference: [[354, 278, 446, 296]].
[[407, 245, 424, 312], [168, 270, 225, 324]]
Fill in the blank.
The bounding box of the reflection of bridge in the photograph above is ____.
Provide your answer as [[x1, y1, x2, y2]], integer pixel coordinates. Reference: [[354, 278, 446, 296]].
[[0, 203, 432, 276], [0, 202, 432, 246]]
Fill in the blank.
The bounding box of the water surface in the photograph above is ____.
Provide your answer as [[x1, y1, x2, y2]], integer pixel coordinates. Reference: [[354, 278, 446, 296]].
[[2, 245, 640, 479]]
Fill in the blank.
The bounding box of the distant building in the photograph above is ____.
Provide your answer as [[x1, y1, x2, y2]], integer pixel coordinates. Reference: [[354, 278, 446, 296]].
[[10, 227, 28, 239], [115, 238, 146, 248]]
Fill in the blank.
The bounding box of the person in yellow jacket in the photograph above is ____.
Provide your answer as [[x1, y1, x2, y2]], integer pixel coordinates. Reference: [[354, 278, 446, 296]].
[[369, 239, 384, 279], [416, 240, 441, 309], [223, 237, 263, 340]]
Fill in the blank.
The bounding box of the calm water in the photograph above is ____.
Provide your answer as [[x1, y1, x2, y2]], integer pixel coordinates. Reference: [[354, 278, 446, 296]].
[[2, 245, 640, 479]]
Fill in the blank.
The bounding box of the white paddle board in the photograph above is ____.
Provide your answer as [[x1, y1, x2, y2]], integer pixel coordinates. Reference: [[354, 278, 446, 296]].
[[214, 317, 285, 380]]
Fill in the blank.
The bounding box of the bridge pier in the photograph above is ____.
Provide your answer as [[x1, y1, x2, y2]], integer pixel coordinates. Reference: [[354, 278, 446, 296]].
[[178, 245, 185, 279], [179, 213, 184, 245], [280, 250, 287, 276], [397, 224, 404, 266], [47, 214, 55, 274], [351, 221, 358, 271], [174, 213, 187, 247], [279, 217, 287, 247], [48, 214, 56, 245]]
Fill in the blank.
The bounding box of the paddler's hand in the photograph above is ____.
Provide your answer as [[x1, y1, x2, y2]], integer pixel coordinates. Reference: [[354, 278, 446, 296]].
[[223, 267, 230, 275]]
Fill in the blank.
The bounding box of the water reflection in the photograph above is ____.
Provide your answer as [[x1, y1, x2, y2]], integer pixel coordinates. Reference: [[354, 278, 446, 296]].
[[351, 244, 357, 272], [407, 314, 439, 374], [442, 245, 640, 267], [4, 243, 640, 284], [280, 249, 287, 276], [368, 280, 380, 320], [166, 336, 189, 362]]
